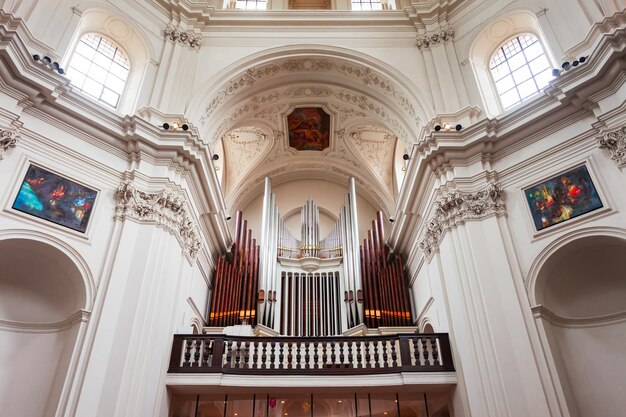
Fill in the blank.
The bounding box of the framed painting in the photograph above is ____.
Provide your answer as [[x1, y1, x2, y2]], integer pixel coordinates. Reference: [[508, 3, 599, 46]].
[[287, 107, 331, 151], [524, 164, 603, 231], [12, 164, 98, 233]]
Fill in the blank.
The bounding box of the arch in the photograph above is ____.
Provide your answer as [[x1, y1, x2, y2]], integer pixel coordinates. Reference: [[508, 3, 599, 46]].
[[468, 9, 557, 116], [418, 316, 435, 333], [187, 44, 433, 144], [0, 232, 93, 417], [529, 229, 626, 417], [62, 6, 152, 115]]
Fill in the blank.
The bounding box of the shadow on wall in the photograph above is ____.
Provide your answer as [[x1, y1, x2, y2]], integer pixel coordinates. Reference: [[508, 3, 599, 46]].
[[534, 235, 626, 417], [0, 238, 87, 417]]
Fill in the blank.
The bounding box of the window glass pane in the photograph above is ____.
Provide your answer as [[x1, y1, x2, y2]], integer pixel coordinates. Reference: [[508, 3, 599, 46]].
[[426, 391, 451, 417], [67, 33, 130, 108], [523, 42, 544, 61], [101, 88, 120, 107], [398, 393, 427, 417], [369, 393, 399, 417], [529, 55, 549, 75], [507, 52, 526, 71], [92, 53, 113, 71], [197, 395, 227, 417], [534, 68, 553, 89], [170, 394, 197, 417], [68, 54, 91, 74], [67, 70, 86, 89], [87, 64, 108, 82], [489, 34, 550, 110], [518, 78, 538, 99], [512, 66, 531, 84], [235, 0, 267, 9], [313, 396, 356, 417], [352, 0, 382, 10], [495, 75, 514, 94], [75, 42, 96, 60], [501, 89, 521, 109]]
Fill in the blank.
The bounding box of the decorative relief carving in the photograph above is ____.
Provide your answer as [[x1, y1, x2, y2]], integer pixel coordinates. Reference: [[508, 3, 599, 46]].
[[349, 127, 396, 187], [201, 58, 421, 129], [223, 127, 271, 189], [0, 128, 19, 160], [598, 126, 626, 168], [416, 28, 455, 50], [115, 181, 202, 262], [418, 184, 505, 260], [164, 25, 202, 49]]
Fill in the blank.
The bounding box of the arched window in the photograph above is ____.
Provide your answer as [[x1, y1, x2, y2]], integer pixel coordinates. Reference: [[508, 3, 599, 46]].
[[235, 0, 267, 9], [66, 33, 130, 108], [352, 0, 383, 10], [490, 34, 551, 110]]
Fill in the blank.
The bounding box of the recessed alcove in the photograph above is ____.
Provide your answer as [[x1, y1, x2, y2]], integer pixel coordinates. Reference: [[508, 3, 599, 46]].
[[534, 235, 626, 417], [0, 238, 87, 417]]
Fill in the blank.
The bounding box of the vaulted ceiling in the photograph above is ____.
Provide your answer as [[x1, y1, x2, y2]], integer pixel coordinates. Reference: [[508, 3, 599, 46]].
[[189, 49, 429, 216]]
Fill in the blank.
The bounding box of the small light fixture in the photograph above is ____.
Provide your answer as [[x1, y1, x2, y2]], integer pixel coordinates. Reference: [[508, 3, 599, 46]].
[[212, 154, 219, 161], [434, 124, 441, 131], [552, 68, 560, 77], [455, 124, 462, 131], [402, 154, 409, 160], [388, 218, 394, 223], [32, 54, 65, 74], [562, 61, 571, 70], [162, 122, 190, 131], [162, 123, 170, 130], [226, 215, 232, 221]]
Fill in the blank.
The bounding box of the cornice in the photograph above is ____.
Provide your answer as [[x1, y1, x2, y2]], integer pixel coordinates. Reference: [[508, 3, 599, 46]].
[[0, 13, 232, 257], [115, 180, 203, 263]]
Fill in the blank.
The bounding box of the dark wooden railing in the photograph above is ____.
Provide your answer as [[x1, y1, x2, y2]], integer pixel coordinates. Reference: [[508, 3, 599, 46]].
[[168, 333, 454, 374]]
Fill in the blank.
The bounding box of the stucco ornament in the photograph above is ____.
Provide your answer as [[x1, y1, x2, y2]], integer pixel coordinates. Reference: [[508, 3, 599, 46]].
[[164, 25, 202, 49], [598, 126, 626, 169], [419, 183, 505, 260], [0, 128, 19, 160], [416, 28, 455, 50], [115, 181, 202, 262]]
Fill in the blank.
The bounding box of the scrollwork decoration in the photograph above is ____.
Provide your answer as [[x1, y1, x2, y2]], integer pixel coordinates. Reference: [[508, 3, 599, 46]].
[[419, 184, 505, 260], [115, 181, 202, 262]]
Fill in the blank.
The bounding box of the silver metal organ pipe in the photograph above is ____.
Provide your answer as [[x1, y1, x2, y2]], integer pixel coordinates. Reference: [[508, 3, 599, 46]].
[[348, 177, 363, 325]]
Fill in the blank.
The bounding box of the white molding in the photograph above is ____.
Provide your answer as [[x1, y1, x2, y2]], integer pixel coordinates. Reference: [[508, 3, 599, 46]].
[[532, 305, 626, 329], [0, 309, 91, 333]]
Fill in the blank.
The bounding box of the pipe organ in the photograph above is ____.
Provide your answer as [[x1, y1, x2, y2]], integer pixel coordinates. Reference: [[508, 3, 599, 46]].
[[209, 177, 412, 335]]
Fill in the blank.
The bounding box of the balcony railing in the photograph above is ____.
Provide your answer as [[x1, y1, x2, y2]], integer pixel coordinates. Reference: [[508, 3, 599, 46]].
[[168, 333, 454, 374]]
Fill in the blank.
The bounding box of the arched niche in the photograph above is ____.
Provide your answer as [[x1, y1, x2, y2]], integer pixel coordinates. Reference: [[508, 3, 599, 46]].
[[61, 7, 151, 115], [532, 234, 626, 417], [0, 237, 90, 417], [468, 10, 557, 116]]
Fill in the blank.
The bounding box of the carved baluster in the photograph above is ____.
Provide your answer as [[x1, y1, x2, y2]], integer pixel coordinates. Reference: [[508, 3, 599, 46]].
[[338, 341, 345, 366], [183, 338, 192, 367], [319, 341, 325, 369], [365, 340, 372, 368], [251, 340, 259, 370], [356, 340, 363, 368], [373, 340, 380, 368], [278, 341, 285, 369], [390, 339, 398, 368], [234, 341, 242, 368], [330, 341, 336, 367], [421, 337, 430, 366], [347, 341, 354, 368], [193, 338, 201, 367], [313, 341, 322, 369], [304, 342, 311, 370], [430, 337, 440, 366], [412, 337, 420, 366], [224, 340, 232, 368], [295, 341, 301, 369], [381, 340, 389, 368], [260, 341, 267, 369], [270, 341, 277, 369], [202, 338, 211, 367]]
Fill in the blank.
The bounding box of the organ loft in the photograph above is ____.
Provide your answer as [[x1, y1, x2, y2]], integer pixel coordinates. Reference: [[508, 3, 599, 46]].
[[208, 177, 412, 335]]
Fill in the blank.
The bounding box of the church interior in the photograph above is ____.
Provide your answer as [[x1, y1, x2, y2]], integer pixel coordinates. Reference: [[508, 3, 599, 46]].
[[0, 0, 625, 416]]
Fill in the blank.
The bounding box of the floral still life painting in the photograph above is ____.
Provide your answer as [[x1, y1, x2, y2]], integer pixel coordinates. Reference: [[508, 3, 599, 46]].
[[524, 165, 602, 231], [287, 107, 331, 151], [13, 165, 97, 233]]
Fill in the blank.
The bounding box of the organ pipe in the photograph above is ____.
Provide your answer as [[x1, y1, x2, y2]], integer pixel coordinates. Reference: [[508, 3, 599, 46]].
[[361, 212, 412, 327], [208, 211, 260, 327]]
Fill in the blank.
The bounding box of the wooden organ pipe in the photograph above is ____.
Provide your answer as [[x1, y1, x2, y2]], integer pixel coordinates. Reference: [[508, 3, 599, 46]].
[[360, 211, 412, 327], [208, 211, 260, 327]]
